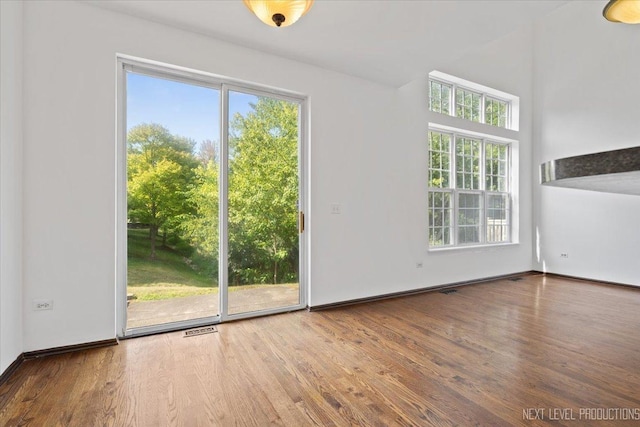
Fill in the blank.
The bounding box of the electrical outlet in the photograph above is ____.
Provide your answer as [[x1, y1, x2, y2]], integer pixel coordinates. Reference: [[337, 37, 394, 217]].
[[560, 253, 569, 259], [33, 299, 53, 311], [416, 262, 423, 268], [330, 203, 341, 215]]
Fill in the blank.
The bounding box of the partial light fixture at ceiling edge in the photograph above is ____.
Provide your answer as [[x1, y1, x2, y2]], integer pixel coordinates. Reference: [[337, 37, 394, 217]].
[[243, 0, 314, 28], [603, 0, 640, 24]]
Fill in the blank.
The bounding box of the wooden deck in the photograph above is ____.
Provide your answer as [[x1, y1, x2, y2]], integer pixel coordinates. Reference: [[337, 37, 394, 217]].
[[2, 274, 640, 426]]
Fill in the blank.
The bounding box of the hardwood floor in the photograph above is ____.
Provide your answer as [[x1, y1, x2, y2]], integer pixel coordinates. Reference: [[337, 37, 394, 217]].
[[1, 274, 640, 426]]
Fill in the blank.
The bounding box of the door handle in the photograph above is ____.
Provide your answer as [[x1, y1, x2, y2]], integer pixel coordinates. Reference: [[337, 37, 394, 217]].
[[299, 211, 305, 233]]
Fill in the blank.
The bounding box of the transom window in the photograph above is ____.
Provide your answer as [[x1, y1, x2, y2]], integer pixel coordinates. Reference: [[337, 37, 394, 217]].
[[429, 80, 451, 115], [485, 97, 508, 128], [429, 78, 511, 129], [455, 88, 481, 123], [428, 130, 511, 248]]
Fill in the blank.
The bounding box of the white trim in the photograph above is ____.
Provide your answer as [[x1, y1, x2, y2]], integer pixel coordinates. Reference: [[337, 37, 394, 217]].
[[219, 85, 230, 322], [125, 315, 221, 339], [299, 99, 309, 312], [117, 54, 306, 101], [430, 70, 516, 104], [428, 242, 519, 253], [428, 70, 519, 131], [117, 58, 225, 338], [115, 57, 128, 338], [116, 55, 309, 337], [428, 123, 517, 145], [222, 86, 308, 321], [427, 127, 516, 250]]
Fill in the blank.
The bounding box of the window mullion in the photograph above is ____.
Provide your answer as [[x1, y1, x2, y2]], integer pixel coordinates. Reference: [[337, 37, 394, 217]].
[[480, 139, 486, 192], [480, 140, 486, 244], [507, 143, 512, 194], [507, 191, 512, 242], [452, 189, 458, 246], [449, 132, 455, 190], [449, 134, 455, 246], [483, 192, 489, 245], [450, 84, 455, 118], [451, 84, 456, 118]]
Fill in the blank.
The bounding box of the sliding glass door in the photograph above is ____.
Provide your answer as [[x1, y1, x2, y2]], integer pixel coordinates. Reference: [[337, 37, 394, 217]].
[[224, 90, 302, 318], [123, 70, 221, 331], [118, 60, 306, 336]]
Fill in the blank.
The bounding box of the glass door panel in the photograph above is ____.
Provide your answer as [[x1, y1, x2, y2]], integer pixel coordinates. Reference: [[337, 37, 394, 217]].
[[226, 90, 301, 315], [125, 71, 220, 330]]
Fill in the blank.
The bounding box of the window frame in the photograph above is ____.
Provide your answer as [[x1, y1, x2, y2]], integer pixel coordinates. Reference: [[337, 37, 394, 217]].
[[454, 86, 482, 123], [428, 79, 452, 115], [429, 78, 512, 130], [427, 128, 513, 249], [484, 95, 510, 129], [116, 55, 310, 337]]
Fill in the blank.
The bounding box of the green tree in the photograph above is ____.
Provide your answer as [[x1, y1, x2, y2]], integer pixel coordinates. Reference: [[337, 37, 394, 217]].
[[180, 152, 220, 280], [228, 97, 299, 285], [127, 123, 198, 259], [428, 131, 451, 188]]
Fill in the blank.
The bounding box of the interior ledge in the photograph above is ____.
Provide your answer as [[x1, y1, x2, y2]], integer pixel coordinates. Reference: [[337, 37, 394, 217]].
[[540, 146, 640, 195]]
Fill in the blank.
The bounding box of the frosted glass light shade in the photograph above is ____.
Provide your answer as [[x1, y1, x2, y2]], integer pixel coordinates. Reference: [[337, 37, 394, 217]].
[[243, 0, 314, 27], [603, 0, 640, 23]]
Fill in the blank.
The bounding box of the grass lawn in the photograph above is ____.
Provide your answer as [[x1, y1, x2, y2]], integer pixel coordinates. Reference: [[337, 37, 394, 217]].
[[127, 228, 297, 301], [128, 285, 217, 301], [128, 228, 215, 300], [128, 283, 299, 301]]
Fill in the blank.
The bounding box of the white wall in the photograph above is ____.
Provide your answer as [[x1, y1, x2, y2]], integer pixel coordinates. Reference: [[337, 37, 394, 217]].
[[20, 0, 403, 351], [0, 0, 24, 372], [399, 25, 535, 288], [19, 0, 537, 353], [532, 1, 640, 285]]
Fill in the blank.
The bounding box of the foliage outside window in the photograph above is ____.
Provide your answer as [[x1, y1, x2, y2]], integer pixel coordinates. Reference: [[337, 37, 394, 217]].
[[455, 88, 481, 123], [429, 80, 451, 115], [485, 97, 508, 128], [428, 130, 511, 248], [429, 79, 511, 129], [127, 98, 300, 285]]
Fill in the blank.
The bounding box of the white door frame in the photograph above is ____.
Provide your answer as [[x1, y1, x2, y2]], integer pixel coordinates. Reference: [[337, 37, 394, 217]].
[[220, 84, 308, 322], [116, 56, 309, 337]]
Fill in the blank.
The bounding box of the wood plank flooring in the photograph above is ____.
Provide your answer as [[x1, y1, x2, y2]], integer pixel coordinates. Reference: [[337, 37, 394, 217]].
[[1, 274, 640, 426]]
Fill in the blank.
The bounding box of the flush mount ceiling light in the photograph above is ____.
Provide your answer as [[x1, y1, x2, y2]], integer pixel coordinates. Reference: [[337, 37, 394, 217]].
[[603, 0, 640, 23], [243, 0, 314, 27]]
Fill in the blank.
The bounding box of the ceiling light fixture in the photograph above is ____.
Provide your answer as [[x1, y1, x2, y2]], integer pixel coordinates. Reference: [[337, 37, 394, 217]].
[[603, 0, 640, 23], [243, 0, 314, 28]]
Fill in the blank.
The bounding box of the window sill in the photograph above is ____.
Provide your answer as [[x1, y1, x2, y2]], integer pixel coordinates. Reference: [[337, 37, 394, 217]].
[[428, 242, 519, 254]]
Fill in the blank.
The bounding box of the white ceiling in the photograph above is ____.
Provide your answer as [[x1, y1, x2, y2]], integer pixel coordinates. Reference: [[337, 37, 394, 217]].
[[86, 0, 569, 87]]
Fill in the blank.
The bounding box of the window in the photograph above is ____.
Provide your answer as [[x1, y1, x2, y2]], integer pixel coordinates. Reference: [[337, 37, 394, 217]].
[[485, 97, 508, 128], [429, 78, 511, 129], [428, 130, 511, 248], [429, 80, 451, 115], [427, 71, 517, 249], [455, 88, 481, 123]]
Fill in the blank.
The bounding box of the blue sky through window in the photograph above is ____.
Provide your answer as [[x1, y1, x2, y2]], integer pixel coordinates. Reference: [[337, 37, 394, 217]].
[[126, 72, 258, 149]]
